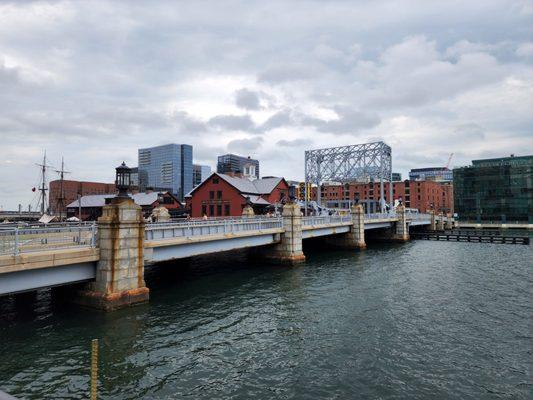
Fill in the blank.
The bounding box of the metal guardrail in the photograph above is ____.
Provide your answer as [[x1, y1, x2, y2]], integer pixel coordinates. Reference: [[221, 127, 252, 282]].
[[406, 213, 432, 221], [145, 217, 284, 241], [364, 213, 396, 220], [0, 224, 97, 256], [301, 215, 352, 226]]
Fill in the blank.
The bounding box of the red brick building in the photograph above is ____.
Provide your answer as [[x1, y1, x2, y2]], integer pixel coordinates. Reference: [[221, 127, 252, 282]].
[[185, 172, 289, 217], [49, 180, 116, 215], [310, 180, 453, 213]]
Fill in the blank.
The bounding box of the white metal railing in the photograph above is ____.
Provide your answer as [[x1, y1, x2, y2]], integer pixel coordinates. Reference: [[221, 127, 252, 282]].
[[364, 213, 397, 220], [145, 217, 283, 241], [406, 213, 432, 221], [0, 224, 97, 256], [301, 215, 352, 226]]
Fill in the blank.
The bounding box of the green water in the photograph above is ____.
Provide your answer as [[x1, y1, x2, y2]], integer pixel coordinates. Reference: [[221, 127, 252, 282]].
[[1, 241, 531, 399]]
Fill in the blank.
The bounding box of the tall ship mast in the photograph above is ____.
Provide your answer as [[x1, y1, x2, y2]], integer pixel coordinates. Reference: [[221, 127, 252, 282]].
[[54, 157, 70, 220], [35, 151, 53, 216]]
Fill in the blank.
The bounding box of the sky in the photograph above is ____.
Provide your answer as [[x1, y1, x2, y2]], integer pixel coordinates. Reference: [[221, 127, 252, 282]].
[[0, 0, 532, 210]]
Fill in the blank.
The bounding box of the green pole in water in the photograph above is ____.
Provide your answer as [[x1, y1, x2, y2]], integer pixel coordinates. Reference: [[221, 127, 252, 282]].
[[90, 339, 98, 400]]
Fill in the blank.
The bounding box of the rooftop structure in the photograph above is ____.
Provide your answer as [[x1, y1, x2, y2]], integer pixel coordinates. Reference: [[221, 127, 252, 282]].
[[409, 167, 453, 182]]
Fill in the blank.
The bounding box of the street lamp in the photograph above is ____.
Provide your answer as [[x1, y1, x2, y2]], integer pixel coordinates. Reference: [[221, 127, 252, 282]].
[[115, 162, 132, 199]]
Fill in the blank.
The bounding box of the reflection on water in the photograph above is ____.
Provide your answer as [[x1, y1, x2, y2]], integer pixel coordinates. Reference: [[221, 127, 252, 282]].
[[1, 241, 531, 399]]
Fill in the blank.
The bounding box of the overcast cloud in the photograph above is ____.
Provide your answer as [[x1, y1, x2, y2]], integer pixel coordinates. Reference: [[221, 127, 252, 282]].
[[0, 0, 532, 209]]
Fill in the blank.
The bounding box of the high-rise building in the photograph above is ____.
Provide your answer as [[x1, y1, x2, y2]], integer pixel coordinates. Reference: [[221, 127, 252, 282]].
[[138, 144, 193, 201], [217, 154, 259, 179], [130, 167, 139, 188], [409, 167, 453, 182], [453, 155, 532, 223], [193, 164, 212, 187], [392, 172, 402, 181]]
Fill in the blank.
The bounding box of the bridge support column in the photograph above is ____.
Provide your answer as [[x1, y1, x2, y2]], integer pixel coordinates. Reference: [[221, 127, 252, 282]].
[[267, 202, 305, 265], [326, 204, 366, 249], [430, 211, 436, 230], [436, 213, 444, 230], [75, 198, 149, 311], [444, 214, 453, 230], [392, 205, 409, 242]]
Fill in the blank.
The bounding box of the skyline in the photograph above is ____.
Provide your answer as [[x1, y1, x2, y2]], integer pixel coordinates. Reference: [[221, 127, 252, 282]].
[[1, 0, 533, 209]]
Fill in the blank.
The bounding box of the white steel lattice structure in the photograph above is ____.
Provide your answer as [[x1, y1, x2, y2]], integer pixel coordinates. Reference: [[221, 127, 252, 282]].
[[304, 141, 393, 213]]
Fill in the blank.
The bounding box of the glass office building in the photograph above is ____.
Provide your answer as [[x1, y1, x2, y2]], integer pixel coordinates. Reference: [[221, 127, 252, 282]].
[[193, 164, 212, 187], [217, 154, 260, 179], [138, 144, 193, 201], [453, 155, 532, 223]]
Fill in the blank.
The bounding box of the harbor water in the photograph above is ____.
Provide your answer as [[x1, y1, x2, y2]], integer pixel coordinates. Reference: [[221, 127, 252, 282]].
[[0, 240, 531, 399]]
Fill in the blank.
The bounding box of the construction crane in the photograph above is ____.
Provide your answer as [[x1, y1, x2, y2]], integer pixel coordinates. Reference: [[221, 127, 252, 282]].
[[445, 153, 454, 169]]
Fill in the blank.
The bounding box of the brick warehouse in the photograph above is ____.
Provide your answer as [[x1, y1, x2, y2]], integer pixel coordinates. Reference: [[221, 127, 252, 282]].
[[185, 172, 289, 217], [309, 180, 453, 214], [49, 180, 116, 215]]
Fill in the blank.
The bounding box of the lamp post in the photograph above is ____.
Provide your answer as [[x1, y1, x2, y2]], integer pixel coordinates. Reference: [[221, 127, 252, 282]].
[[115, 162, 132, 199]]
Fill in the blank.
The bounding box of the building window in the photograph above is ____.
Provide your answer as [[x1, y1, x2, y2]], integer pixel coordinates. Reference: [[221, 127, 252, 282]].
[[209, 205, 215, 216], [217, 190, 222, 199], [217, 204, 222, 216], [225, 204, 230, 216], [213, 177, 219, 184], [209, 191, 214, 199], [202, 205, 207, 216]]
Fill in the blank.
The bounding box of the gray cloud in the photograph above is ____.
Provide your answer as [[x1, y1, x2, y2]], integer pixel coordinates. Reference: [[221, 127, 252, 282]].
[[258, 62, 321, 84], [208, 114, 256, 132], [259, 110, 293, 131], [227, 137, 263, 153], [301, 106, 381, 134], [235, 88, 261, 110], [276, 138, 313, 147]]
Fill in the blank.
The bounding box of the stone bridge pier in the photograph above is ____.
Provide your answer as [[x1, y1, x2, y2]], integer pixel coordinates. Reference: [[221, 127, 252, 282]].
[[326, 203, 366, 249], [75, 198, 149, 310], [265, 202, 306, 265]]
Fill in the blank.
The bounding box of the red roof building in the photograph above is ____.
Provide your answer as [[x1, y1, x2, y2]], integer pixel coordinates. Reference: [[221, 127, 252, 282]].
[[185, 172, 289, 217]]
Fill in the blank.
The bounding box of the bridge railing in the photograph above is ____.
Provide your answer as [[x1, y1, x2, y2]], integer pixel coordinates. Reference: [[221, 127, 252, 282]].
[[145, 217, 283, 241], [364, 213, 397, 220], [301, 215, 352, 227], [0, 224, 97, 256], [406, 213, 431, 221]]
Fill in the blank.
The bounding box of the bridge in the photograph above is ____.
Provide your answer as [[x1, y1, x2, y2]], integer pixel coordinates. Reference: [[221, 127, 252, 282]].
[[0, 199, 433, 310]]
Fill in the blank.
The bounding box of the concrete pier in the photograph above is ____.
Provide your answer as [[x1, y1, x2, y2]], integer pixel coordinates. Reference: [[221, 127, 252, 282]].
[[436, 213, 445, 231], [326, 203, 366, 249], [267, 202, 305, 265], [75, 198, 149, 310], [430, 211, 436, 231], [392, 205, 409, 242]]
